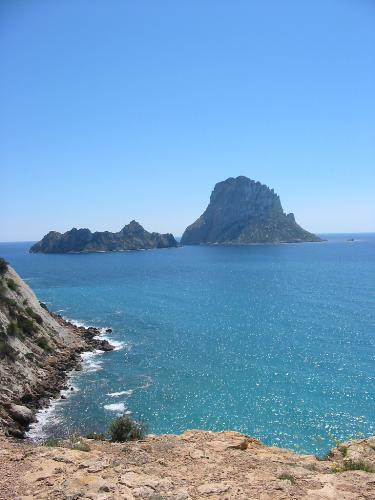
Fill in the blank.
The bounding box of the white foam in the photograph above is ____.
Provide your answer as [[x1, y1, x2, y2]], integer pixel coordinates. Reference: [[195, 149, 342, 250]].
[[94, 332, 127, 352], [107, 390, 133, 397], [103, 337, 125, 351], [27, 403, 61, 441], [66, 318, 90, 328], [99, 327, 111, 334], [104, 403, 126, 412], [81, 350, 104, 372]]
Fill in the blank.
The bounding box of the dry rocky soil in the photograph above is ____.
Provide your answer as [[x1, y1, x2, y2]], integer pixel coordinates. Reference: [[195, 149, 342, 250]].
[[1, 430, 375, 499]]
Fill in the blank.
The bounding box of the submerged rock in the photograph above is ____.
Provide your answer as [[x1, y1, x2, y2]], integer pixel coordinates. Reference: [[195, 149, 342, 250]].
[[181, 176, 322, 245]]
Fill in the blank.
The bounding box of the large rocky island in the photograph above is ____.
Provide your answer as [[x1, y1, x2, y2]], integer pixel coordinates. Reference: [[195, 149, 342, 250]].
[[30, 220, 177, 253], [181, 176, 322, 245]]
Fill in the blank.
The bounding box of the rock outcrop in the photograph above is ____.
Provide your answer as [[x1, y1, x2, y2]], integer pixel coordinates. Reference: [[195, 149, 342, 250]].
[[0, 431, 374, 499], [30, 220, 177, 253], [0, 260, 113, 437], [181, 176, 322, 245]]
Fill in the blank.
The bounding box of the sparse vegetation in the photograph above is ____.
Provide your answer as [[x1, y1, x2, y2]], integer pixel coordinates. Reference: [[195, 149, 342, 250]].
[[0, 340, 18, 360], [109, 414, 146, 442], [43, 437, 61, 448], [6, 278, 19, 293], [25, 306, 43, 324], [278, 473, 296, 484], [17, 315, 35, 335], [36, 336, 50, 351], [43, 432, 91, 452], [0, 257, 8, 275], [7, 322, 20, 336], [73, 441, 91, 452], [334, 460, 374, 473], [86, 432, 106, 441]]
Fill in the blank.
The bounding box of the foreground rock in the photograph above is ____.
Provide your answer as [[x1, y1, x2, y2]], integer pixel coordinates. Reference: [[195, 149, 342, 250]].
[[181, 176, 322, 245], [30, 220, 177, 253], [0, 262, 114, 437], [0, 431, 374, 499]]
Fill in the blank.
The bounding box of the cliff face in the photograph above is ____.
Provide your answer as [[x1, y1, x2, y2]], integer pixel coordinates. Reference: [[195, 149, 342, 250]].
[[30, 221, 177, 253], [0, 261, 111, 437], [181, 176, 321, 245]]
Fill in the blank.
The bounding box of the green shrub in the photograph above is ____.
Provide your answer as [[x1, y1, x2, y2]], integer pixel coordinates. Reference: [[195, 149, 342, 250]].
[[25, 306, 43, 324], [7, 322, 20, 336], [109, 414, 146, 442], [0, 340, 17, 360], [335, 460, 374, 473], [278, 473, 296, 484], [25, 352, 35, 361], [6, 278, 19, 293], [17, 315, 35, 335], [6, 298, 18, 309], [0, 258, 8, 275], [36, 336, 50, 351]]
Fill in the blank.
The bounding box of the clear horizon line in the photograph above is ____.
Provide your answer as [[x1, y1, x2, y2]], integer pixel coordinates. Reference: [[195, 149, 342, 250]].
[[1, 231, 375, 244]]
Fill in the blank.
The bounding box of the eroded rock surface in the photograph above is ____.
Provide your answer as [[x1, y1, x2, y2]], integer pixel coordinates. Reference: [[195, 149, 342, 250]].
[[181, 176, 321, 245], [0, 431, 374, 499]]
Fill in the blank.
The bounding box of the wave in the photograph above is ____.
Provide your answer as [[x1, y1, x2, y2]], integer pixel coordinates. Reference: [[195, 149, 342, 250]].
[[107, 390, 133, 397], [80, 350, 104, 372], [26, 384, 79, 441], [65, 318, 90, 328], [139, 375, 153, 390], [104, 403, 131, 415]]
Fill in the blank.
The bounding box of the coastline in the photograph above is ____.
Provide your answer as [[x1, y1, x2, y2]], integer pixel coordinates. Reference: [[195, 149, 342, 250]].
[[24, 308, 116, 439], [0, 263, 117, 439]]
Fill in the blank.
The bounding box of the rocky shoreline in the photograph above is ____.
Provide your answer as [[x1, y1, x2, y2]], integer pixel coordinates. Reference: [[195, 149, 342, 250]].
[[0, 263, 116, 439], [13, 308, 116, 439]]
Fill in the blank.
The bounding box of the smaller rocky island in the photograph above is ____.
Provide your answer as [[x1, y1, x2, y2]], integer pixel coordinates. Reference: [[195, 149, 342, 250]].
[[30, 220, 177, 253], [182, 176, 322, 245]]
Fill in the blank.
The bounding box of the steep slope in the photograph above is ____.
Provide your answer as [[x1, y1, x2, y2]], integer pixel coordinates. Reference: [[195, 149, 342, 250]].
[[30, 220, 177, 253], [181, 176, 322, 245], [0, 259, 112, 437]]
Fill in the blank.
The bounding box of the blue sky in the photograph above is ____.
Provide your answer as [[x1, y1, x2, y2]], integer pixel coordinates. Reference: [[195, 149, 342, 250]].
[[1, 0, 374, 241]]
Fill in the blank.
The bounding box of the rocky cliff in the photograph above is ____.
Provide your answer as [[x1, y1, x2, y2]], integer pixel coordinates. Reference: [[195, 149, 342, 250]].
[[0, 259, 113, 438], [181, 176, 322, 245], [30, 221, 177, 253]]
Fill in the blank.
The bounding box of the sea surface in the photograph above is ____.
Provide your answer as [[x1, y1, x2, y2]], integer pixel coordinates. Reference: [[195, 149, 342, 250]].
[[1, 234, 374, 455]]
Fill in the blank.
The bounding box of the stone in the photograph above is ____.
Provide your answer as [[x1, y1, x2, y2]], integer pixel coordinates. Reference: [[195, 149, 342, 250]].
[[197, 482, 230, 494], [181, 176, 322, 245], [9, 404, 35, 425], [30, 221, 177, 253]]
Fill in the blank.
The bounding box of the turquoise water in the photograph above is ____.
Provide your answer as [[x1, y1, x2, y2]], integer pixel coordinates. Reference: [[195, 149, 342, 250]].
[[1, 234, 375, 455]]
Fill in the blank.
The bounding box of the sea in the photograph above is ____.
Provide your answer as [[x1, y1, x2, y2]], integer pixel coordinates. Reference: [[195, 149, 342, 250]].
[[1, 234, 374, 456]]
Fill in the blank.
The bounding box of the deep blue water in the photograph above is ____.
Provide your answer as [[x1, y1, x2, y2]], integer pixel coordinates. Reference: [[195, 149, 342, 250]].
[[1, 234, 374, 455]]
